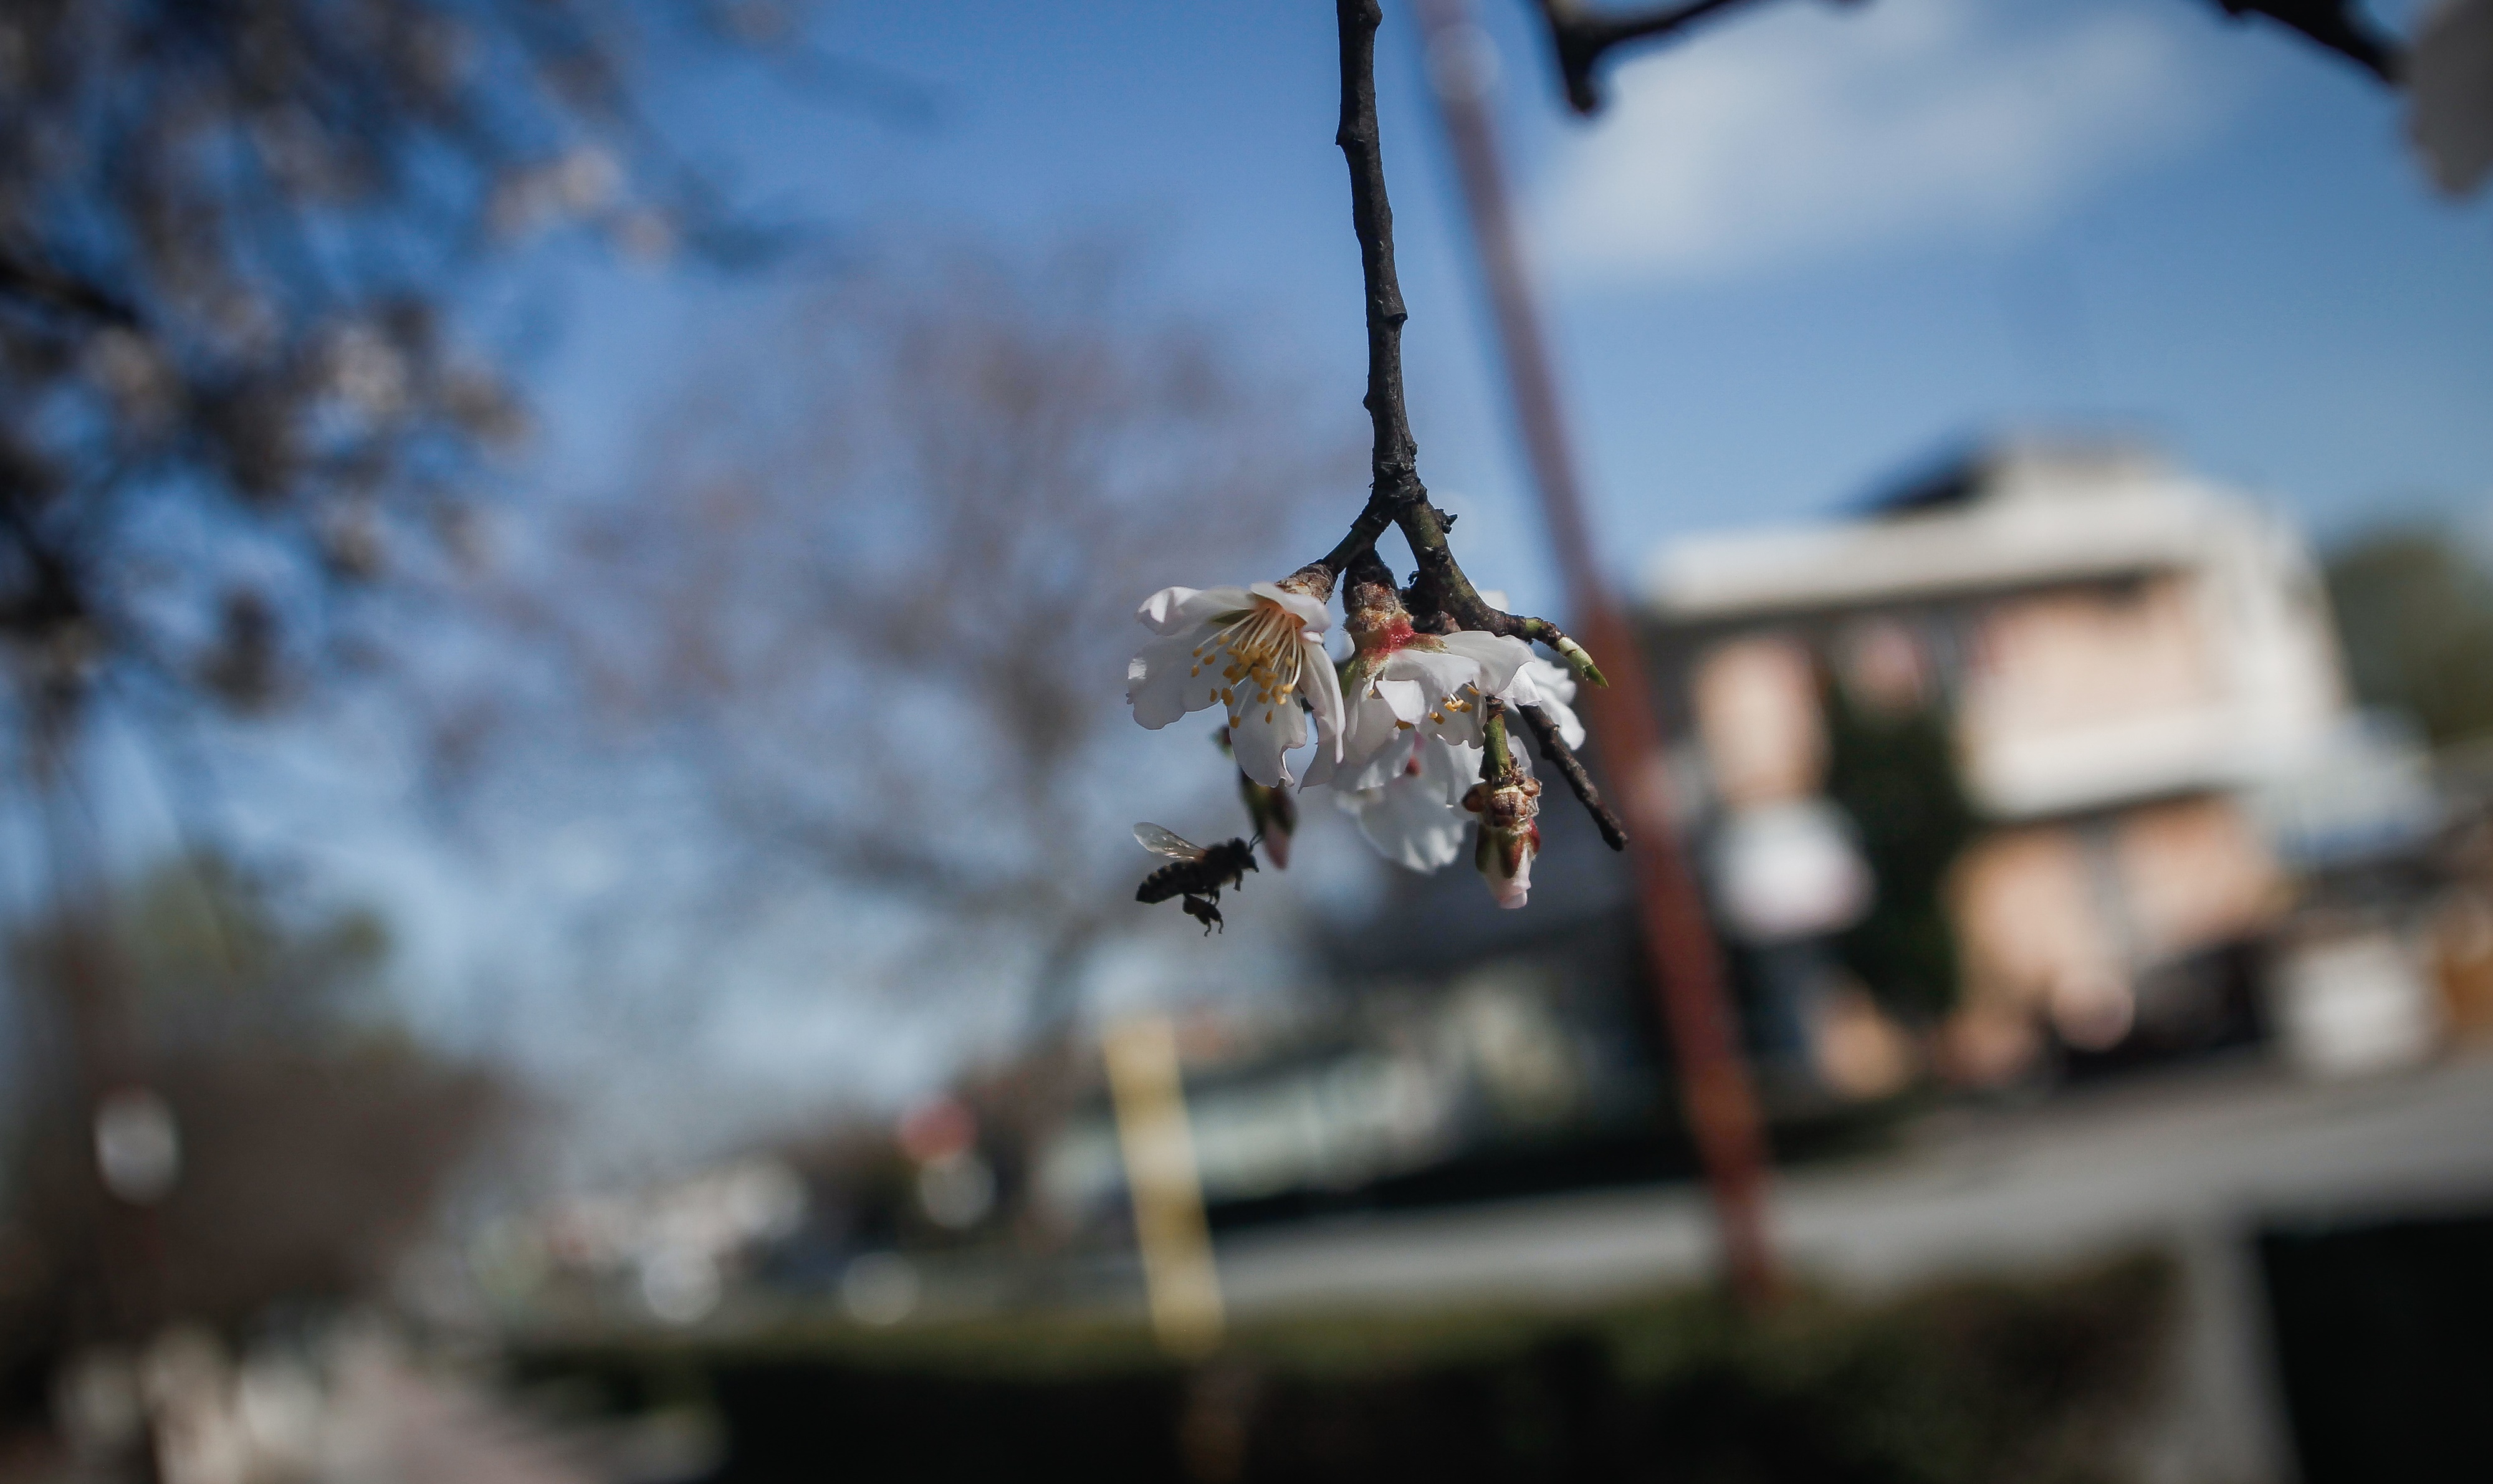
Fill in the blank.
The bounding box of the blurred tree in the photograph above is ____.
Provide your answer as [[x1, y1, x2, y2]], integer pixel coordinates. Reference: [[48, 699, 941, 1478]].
[[0, 0, 830, 764], [1821, 676, 1976, 1023], [0, 855, 506, 1383], [2325, 525, 2493, 749], [0, 0, 837, 1413], [515, 242, 1357, 1029]]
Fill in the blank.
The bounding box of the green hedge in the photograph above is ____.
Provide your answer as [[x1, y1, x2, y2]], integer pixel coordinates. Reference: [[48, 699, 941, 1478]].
[[516, 1249, 2175, 1483]]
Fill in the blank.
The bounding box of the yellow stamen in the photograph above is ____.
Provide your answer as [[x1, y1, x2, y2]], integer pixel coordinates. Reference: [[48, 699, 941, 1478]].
[[1200, 597, 1309, 717]]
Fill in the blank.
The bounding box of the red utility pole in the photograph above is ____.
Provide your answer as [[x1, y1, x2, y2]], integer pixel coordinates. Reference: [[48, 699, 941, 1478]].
[[1414, 0, 1778, 1306]]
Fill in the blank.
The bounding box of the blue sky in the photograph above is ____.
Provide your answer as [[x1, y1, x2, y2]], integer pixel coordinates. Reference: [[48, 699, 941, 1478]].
[[524, 0, 2490, 625], [161, 0, 2489, 1155]]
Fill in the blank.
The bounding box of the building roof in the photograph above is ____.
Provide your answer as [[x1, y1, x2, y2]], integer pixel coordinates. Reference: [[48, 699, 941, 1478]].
[[1645, 441, 2249, 621]]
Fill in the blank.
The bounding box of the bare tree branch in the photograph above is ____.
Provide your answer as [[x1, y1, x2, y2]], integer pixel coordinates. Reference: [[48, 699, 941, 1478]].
[[487, 242, 1356, 1019], [1311, 0, 1612, 848], [1533, 0, 1772, 115], [1316, 1, 1602, 674], [1515, 701, 1628, 850], [1528, 0, 2402, 121], [0, 250, 144, 328], [2208, 0, 2402, 82]]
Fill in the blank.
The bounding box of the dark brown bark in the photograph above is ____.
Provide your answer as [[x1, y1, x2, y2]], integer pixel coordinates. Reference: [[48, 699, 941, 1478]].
[[1515, 702, 1627, 851], [1529, 0, 2400, 119], [1334, 0, 1419, 514], [1533, 0, 1766, 114], [1316, 1, 1599, 700]]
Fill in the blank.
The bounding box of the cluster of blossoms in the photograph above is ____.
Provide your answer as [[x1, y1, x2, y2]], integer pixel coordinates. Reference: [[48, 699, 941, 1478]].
[[1126, 565, 1581, 911]]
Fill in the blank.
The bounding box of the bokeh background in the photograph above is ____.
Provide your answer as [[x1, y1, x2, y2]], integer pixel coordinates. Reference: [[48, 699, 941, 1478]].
[[1, 0, 2489, 1480]]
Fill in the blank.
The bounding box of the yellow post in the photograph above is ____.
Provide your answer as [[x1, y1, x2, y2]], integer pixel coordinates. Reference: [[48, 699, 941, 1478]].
[[1102, 1014, 1224, 1357]]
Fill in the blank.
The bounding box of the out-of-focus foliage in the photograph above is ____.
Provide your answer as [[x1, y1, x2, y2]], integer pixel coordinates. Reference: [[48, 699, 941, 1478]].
[[520, 1249, 2175, 1484], [2326, 525, 2493, 748], [0, 856, 506, 1374], [1822, 677, 1976, 1022], [0, 0, 773, 747]]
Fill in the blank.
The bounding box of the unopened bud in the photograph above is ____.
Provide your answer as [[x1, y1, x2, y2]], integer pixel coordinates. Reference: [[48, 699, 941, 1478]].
[[1555, 636, 1607, 689], [1239, 772, 1298, 870], [1463, 770, 1543, 910]]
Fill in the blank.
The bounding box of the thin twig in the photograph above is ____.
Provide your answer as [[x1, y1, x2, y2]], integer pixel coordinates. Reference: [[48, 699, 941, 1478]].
[[1334, 0, 1420, 515], [1315, 1, 1602, 692], [1533, 0, 1770, 115], [1515, 702, 1627, 851]]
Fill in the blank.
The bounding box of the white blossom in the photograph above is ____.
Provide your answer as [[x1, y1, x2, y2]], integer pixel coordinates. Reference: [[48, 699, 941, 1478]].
[[1127, 582, 1344, 788], [1324, 633, 1581, 884], [1332, 729, 1479, 871], [1307, 608, 1532, 790], [1503, 655, 1584, 749]]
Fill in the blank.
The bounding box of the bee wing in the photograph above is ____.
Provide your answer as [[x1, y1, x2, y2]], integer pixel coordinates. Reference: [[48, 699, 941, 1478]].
[[1133, 823, 1207, 860]]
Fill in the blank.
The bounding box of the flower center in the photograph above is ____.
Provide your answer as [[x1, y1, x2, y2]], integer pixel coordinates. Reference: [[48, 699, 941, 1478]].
[[1192, 598, 1306, 724], [1346, 604, 1419, 658]]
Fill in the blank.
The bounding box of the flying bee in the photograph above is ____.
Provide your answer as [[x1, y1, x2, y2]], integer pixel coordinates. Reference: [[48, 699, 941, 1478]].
[[1132, 823, 1258, 935]]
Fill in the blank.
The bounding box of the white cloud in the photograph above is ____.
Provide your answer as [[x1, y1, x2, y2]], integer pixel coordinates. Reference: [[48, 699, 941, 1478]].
[[1539, 0, 2226, 284]]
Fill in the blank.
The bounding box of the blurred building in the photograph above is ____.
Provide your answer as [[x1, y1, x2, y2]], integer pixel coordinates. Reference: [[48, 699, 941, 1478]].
[[1018, 441, 2462, 1245], [1647, 438, 2440, 1086]]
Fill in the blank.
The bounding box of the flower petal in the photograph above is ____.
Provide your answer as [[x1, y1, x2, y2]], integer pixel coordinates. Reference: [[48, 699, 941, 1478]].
[[1414, 732, 1485, 806], [1341, 724, 1414, 794], [1387, 648, 1490, 749], [1383, 645, 1481, 713], [1436, 630, 1535, 698], [1127, 631, 1220, 730], [1301, 711, 1346, 787], [1249, 582, 1333, 633], [1341, 680, 1431, 790], [1503, 658, 1585, 748], [1487, 849, 1532, 908], [1228, 692, 1306, 788], [1337, 775, 1470, 873], [1373, 676, 1430, 724], [1302, 634, 1346, 762], [1137, 585, 1254, 636]]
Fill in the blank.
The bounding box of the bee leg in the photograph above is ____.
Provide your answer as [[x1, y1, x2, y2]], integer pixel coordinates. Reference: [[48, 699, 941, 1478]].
[[1182, 895, 1223, 935]]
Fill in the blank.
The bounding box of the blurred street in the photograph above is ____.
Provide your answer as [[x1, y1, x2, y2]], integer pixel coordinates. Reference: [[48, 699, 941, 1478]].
[[1212, 1053, 2493, 1311], [1200, 1051, 2493, 1482]]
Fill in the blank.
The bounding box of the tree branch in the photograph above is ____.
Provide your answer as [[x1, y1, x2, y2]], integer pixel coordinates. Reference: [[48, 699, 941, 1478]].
[[1317, 1, 1604, 693], [2209, 0, 2402, 83], [1532, 0, 2402, 119], [1533, 0, 1771, 115], [1516, 701, 1627, 851], [1335, 0, 1420, 515], [0, 250, 142, 327]]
